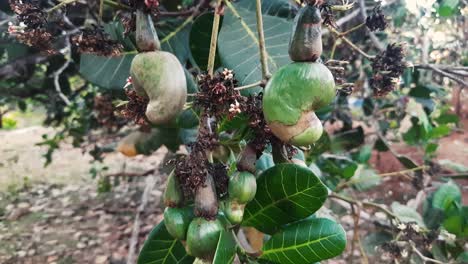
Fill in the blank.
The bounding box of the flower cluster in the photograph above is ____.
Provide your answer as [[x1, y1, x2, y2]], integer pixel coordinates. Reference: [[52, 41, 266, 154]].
[[175, 113, 219, 195], [120, 88, 150, 128], [8, 0, 54, 53], [370, 43, 407, 96], [71, 28, 123, 56], [366, 5, 388, 32], [194, 69, 244, 119]]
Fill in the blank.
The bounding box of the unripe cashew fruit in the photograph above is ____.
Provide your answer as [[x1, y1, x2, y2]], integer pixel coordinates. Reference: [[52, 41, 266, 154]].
[[130, 51, 187, 125], [228, 171, 257, 204], [164, 170, 184, 208], [263, 62, 335, 146], [223, 199, 245, 225], [186, 217, 223, 260], [194, 174, 218, 218], [164, 206, 193, 240], [117, 131, 152, 157], [288, 4, 322, 62], [135, 8, 160, 52]]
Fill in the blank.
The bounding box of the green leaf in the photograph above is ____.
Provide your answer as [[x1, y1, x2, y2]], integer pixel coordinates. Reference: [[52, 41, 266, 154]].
[[236, 0, 298, 19], [351, 165, 380, 191], [190, 13, 221, 70], [391, 202, 426, 227], [429, 124, 451, 139], [137, 220, 194, 264], [261, 218, 346, 263], [219, 2, 292, 93], [243, 164, 328, 234], [425, 142, 438, 155], [213, 230, 237, 264], [103, 20, 137, 51], [362, 231, 393, 256], [79, 16, 193, 89], [357, 145, 373, 163], [318, 155, 358, 180], [256, 152, 275, 175], [79, 52, 136, 90], [158, 17, 194, 63], [438, 0, 459, 17], [435, 113, 459, 125], [432, 181, 461, 212]]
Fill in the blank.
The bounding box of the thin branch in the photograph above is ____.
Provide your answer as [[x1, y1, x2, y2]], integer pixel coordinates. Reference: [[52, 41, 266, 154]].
[[47, 0, 80, 13], [329, 193, 399, 220], [99, 0, 104, 24], [413, 64, 468, 87], [255, 0, 270, 79], [234, 81, 263, 91], [327, 25, 375, 59], [336, 165, 427, 191], [104, 168, 155, 177], [103, 0, 132, 10], [207, 0, 223, 76], [410, 243, 446, 264]]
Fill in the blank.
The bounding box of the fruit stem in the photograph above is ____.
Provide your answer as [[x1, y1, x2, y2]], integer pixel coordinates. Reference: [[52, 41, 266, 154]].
[[340, 22, 365, 36], [327, 25, 375, 60], [255, 0, 271, 80], [207, 0, 223, 76], [234, 81, 263, 91], [46, 0, 79, 13]]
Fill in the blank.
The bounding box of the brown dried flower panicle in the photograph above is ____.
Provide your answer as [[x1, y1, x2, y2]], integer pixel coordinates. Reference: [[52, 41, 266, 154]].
[[366, 5, 388, 32], [71, 28, 123, 56], [8, 0, 55, 53], [370, 43, 406, 96], [195, 69, 244, 119], [120, 85, 150, 127]]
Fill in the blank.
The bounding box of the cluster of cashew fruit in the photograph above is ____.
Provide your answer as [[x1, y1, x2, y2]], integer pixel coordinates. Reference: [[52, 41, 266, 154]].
[[128, 2, 336, 262], [163, 169, 256, 260], [263, 3, 336, 147]]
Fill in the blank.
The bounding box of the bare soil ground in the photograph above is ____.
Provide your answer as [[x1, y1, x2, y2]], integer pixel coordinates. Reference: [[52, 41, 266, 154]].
[[0, 119, 466, 264]]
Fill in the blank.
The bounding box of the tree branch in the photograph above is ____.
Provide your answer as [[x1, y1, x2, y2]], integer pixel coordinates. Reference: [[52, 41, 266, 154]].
[[413, 64, 468, 87], [255, 0, 270, 79], [207, 0, 223, 76]]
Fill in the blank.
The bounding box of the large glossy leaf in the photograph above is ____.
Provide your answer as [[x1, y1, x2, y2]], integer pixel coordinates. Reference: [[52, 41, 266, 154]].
[[79, 52, 136, 90], [261, 218, 346, 263], [80, 16, 193, 89], [213, 229, 237, 264], [432, 181, 461, 212], [189, 13, 222, 70], [236, 0, 298, 19], [243, 164, 328, 234], [137, 220, 194, 264], [218, 2, 292, 92], [158, 17, 193, 63]]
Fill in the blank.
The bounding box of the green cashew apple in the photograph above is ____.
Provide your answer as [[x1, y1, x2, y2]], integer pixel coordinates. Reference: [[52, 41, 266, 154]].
[[289, 4, 322, 62], [130, 51, 187, 125], [163, 170, 184, 208], [163, 206, 193, 240], [263, 62, 335, 146], [223, 199, 245, 225], [186, 217, 223, 260], [228, 171, 257, 204]]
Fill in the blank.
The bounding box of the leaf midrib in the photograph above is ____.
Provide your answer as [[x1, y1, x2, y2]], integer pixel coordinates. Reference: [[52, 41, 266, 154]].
[[262, 233, 341, 255], [224, 1, 278, 69], [244, 181, 325, 223]]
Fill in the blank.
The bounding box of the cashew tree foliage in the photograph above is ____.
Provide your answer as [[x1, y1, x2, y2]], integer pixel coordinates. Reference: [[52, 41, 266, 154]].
[[1, 0, 467, 263]]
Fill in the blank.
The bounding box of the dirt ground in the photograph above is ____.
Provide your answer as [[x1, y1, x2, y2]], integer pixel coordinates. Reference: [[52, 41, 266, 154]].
[[0, 117, 466, 263]]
